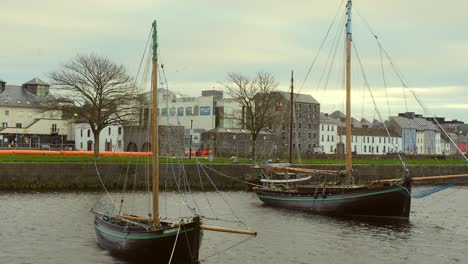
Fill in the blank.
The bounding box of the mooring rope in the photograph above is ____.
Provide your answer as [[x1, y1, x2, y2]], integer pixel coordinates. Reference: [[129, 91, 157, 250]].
[[198, 163, 263, 188], [168, 226, 181, 264]]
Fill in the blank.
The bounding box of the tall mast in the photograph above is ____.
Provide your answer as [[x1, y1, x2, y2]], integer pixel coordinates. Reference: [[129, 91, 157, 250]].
[[151, 20, 160, 225], [289, 70, 294, 164], [345, 0, 353, 179]]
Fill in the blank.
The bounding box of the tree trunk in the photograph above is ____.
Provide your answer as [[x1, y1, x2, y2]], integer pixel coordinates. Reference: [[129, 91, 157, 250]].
[[251, 134, 258, 160], [93, 132, 100, 158]]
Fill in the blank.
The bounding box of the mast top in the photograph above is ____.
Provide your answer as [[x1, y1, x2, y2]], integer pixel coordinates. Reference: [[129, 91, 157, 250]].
[[346, 0, 352, 41], [152, 20, 158, 62]]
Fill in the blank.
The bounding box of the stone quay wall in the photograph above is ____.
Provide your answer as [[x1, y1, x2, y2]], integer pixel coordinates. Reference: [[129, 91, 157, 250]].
[[0, 163, 467, 190]]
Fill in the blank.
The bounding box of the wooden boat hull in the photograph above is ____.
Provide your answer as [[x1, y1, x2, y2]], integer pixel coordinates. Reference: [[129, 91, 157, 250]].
[[94, 215, 202, 263], [255, 183, 411, 220]]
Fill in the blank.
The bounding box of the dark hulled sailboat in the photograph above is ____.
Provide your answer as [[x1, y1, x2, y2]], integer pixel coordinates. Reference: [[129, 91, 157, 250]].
[[93, 20, 203, 263], [93, 20, 256, 263], [254, 0, 413, 220]]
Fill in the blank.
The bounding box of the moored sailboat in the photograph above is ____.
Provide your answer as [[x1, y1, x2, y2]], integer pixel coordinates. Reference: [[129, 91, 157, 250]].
[[253, 0, 468, 220], [93, 20, 255, 263]]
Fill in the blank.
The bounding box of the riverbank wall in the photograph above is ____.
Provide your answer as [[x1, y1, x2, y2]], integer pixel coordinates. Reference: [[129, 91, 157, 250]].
[[0, 163, 467, 190]]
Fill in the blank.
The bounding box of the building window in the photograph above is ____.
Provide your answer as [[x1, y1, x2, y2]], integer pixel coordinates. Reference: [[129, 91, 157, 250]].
[[177, 107, 184, 116], [194, 106, 199, 116], [309, 105, 312, 112], [87, 129, 91, 137], [80, 142, 83, 149], [376, 146, 379, 153], [4, 110, 9, 116], [331, 126, 334, 131], [1, 122, 7, 128], [161, 108, 168, 116], [118, 127, 122, 135], [321, 135, 324, 141], [169, 107, 176, 116], [327, 135, 329, 142], [364, 146, 367, 152], [299, 123, 301, 128], [308, 133, 311, 139], [185, 107, 193, 116], [108, 127, 111, 135], [118, 140, 122, 148], [321, 125, 324, 131], [327, 125, 329, 131], [331, 135, 334, 142], [330, 145, 333, 152], [16, 123, 22, 128]]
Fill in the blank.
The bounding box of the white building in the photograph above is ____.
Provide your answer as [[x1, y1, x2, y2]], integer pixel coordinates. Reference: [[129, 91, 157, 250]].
[[337, 127, 403, 155], [0, 78, 70, 148], [74, 124, 124, 152], [156, 89, 217, 130], [319, 113, 339, 154]]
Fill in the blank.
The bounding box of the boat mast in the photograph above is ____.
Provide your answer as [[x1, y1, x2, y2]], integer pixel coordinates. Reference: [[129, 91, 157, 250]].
[[345, 0, 353, 179], [151, 20, 160, 225], [289, 70, 294, 164]]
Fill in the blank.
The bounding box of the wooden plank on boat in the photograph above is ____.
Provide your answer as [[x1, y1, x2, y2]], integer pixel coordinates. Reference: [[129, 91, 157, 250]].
[[260, 176, 312, 183], [266, 166, 338, 175], [200, 225, 257, 236], [372, 174, 468, 184]]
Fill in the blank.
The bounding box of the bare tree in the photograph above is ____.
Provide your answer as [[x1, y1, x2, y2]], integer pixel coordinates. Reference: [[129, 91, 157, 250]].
[[49, 54, 138, 157], [223, 72, 281, 159]]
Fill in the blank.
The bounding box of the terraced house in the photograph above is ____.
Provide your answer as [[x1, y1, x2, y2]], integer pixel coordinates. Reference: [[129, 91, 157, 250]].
[[0, 78, 70, 149], [388, 112, 442, 155]]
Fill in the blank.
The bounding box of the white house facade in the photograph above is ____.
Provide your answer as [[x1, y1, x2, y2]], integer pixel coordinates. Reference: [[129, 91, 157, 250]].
[[74, 124, 124, 152], [319, 113, 339, 154], [337, 127, 402, 155]]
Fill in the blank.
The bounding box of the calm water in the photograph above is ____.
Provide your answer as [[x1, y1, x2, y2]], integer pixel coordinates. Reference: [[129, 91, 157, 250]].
[[1, 189, 467, 264]]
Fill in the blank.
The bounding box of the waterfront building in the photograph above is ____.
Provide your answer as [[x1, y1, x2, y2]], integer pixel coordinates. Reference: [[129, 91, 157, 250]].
[[0, 78, 70, 149], [337, 127, 402, 155], [123, 125, 185, 156], [272, 92, 320, 157], [319, 113, 339, 154], [74, 124, 124, 152], [388, 112, 441, 155], [201, 128, 276, 158]]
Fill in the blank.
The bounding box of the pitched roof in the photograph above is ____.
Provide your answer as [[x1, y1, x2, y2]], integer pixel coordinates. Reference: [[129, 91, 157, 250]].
[[278, 91, 319, 104], [320, 113, 340, 124], [390, 116, 439, 131], [23, 78, 49, 86], [0, 85, 51, 107], [330, 110, 346, 119]]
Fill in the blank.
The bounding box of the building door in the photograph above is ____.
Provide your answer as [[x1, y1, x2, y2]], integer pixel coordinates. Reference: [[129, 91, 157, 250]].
[[31, 137, 39, 149], [105, 141, 111, 151], [87, 141, 93, 151]]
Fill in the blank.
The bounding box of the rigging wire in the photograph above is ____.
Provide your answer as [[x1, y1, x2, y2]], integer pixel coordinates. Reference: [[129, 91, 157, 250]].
[[300, 0, 346, 91], [352, 41, 408, 171]]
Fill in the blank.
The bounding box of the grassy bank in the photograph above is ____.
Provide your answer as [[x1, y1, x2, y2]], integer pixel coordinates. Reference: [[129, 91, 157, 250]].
[[0, 154, 466, 165]]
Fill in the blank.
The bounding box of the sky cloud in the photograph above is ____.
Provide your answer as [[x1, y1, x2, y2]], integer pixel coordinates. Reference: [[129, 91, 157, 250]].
[[1, 0, 468, 121]]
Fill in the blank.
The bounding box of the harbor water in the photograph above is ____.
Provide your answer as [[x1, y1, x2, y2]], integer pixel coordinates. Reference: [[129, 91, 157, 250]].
[[1, 189, 467, 264]]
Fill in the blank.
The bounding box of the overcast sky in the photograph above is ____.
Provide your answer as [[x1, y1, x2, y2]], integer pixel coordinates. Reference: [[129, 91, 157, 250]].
[[1, 0, 467, 121]]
